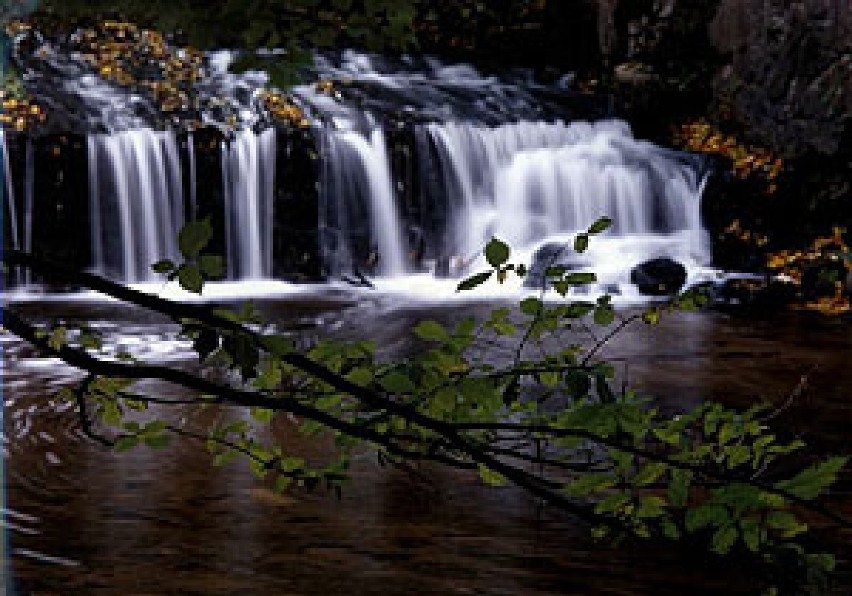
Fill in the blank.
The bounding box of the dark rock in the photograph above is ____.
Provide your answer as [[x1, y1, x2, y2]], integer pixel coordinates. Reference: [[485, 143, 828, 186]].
[[434, 256, 452, 279], [846, 268, 852, 300], [524, 243, 581, 289], [630, 258, 687, 296]]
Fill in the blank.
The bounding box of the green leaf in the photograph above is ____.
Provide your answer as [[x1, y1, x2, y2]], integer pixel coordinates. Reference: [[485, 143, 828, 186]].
[[564, 272, 597, 285], [101, 401, 123, 426], [144, 434, 172, 449], [261, 334, 295, 356], [685, 503, 728, 532], [594, 491, 630, 514], [485, 238, 510, 268], [457, 271, 493, 292], [574, 233, 589, 253], [152, 259, 176, 274], [380, 371, 415, 394], [249, 458, 268, 479], [588, 217, 613, 235], [193, 328, 220, 360], [633, 462, 667, 487], [565, 473, 615, 496], [545, 265, 568, 278], [741, 518, 761, 552], [432, 387, 457, 414], [765, 511, 807, 538], [199, 255, 225, 279], [593, 306, 615, 326], [274, 475, 293, 492], [414, 320, 449, 342], [79, 332, 103, 350], [478, 464, 507, 487], [251, 408, 275, 424], [346, 366, 374, 386], [520, 297, 543, 316], [254, 358, 282, 390], [178, 218, 213, 259], [635, 495, 666, 518], [114, 436, 139, 451], [806, 553, 836, 572], [662, 519, 681, 540], [668, 469, 693, 507], [711, 524, 738, 554], [178, 264, 204, 294], [775, 456, 848, 500], [213, 450, 239, 467], [642, 308, 661, 325], [564, 302, 596, 318], [48, 326, 67, 351]]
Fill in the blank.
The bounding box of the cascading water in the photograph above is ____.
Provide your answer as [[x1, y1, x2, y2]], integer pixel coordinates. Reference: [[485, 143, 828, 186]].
[[5, 42, 716, 298], [320, 126, 408, 277], [221, 127, 276, 280], [21, 138, 35, 286], [423, 120, 710, 294], [87, 130, 185, 282], [1, 130, 24, 286]]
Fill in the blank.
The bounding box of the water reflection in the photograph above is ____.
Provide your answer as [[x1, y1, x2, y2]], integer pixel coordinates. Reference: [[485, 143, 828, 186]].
[[3, 299, 851, 593]]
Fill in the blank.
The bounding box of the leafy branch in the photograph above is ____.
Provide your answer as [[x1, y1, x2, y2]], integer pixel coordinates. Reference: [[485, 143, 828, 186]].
[[3, 217, 848, 594]]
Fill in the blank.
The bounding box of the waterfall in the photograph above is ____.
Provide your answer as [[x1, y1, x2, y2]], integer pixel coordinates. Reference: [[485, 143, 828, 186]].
[[87, 130, 185, 282], [6, 45, 715, 296], [2, 130, 20, 252], [187, 131, 198, 219], [1, 130, 23, 286], [22, 138, 34, 286], [221, 127, 276, 280], [320, 127, 408, 277], [424, 120, 710, 290]]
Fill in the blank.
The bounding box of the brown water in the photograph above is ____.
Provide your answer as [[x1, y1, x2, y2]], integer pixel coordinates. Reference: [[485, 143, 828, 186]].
[[3, 296, 852, 595]]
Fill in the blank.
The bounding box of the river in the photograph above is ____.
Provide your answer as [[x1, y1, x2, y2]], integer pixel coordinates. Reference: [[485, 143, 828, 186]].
[[3, 294, 851, 594]]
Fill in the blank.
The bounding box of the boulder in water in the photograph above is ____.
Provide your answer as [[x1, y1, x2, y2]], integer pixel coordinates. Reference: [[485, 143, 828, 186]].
[[524, 243, 581, 289], [630, 258, 687, 296]]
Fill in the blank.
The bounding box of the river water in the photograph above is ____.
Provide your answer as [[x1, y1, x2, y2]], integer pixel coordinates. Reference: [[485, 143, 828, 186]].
[[3, 295, 851, 595]]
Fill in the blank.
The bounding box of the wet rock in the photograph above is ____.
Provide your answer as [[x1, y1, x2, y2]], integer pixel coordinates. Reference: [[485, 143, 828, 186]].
[[524, 243, 581, 289], [434, 256, 452, 279], [630, 258, 687, 295]]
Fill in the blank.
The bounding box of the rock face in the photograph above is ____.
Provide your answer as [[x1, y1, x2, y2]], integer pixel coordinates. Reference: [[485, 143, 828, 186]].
[[710, 0, 851, 158], [630, 258, 687, 295]]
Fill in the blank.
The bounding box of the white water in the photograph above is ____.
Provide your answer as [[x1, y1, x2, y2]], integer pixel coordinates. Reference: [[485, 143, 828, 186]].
[[222, 128, 276, 279], [2, 131, 20, 255], [87, 130, 185, 282], [21, 139, 34, 286], [6, 47, 716, 300], [320, 127, 408, 277], [187, 131, 198, 218], [425, 120, 711, 294]]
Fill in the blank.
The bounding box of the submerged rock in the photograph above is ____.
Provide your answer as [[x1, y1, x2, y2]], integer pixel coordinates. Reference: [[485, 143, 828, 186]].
[[630, 258, 687, 296]]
